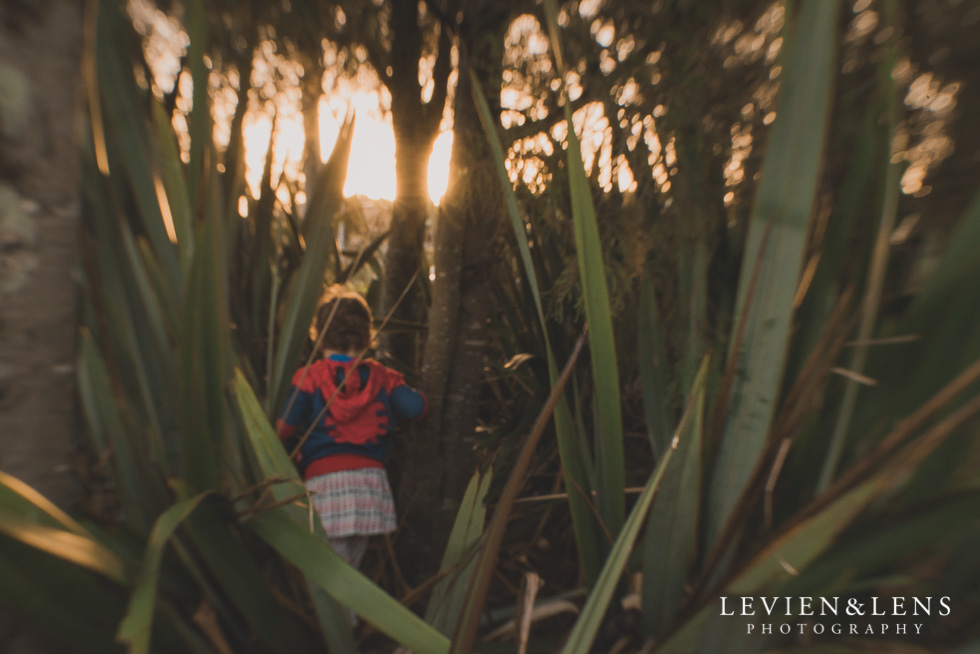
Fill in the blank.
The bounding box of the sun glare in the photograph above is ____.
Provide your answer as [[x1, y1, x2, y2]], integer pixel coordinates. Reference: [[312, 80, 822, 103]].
[[240, 89, 452, 206], [243, 111, 305, 200], [428, 131, 454, 205], [316, 91, 452, 204], [319, 91, 395, 200]]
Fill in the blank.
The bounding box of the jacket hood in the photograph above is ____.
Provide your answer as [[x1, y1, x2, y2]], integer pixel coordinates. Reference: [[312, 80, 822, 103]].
[[309, 357, 387, 423]]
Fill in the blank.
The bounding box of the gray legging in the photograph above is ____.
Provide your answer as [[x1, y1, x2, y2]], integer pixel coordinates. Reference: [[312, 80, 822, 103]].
[[330, 534, 369, 569]]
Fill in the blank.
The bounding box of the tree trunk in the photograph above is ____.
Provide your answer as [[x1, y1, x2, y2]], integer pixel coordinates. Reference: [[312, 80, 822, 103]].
[[380, 134, 433, 373], [428, 54, 505, 503], [301, 54, 323, 209], [377, 0, 451, 375], [395, 6, 509, 581], [0, 3, 83, 652]]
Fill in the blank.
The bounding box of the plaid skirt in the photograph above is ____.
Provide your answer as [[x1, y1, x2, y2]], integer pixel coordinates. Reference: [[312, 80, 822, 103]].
[[305, 467, 397, 538]]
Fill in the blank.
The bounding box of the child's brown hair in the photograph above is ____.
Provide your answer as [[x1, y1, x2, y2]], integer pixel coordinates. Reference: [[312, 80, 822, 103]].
[[311, 286, 374, 353]]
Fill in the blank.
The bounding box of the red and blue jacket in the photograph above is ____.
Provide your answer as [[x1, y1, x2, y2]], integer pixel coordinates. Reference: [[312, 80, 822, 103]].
[[276, 354, 427, 480]]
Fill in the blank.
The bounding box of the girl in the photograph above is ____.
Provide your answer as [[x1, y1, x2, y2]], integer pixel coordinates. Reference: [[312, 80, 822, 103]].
[[276, 287, 426, 569]]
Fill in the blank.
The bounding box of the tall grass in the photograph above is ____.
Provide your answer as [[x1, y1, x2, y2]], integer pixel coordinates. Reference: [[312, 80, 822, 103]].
[[1, 0, 980, 652], [472, 0, 980, 651], [3, 1, 445, 652]]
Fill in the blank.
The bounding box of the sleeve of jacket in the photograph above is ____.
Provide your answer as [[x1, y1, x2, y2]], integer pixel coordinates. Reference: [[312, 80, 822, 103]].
[[369, 361, 428, 420], [276, 366, 317, 443], [390, 385, 427, 420], [382, 367, 427, 420]]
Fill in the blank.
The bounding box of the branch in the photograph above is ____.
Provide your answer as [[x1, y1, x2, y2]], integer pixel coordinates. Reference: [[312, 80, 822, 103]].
[[420, 0, 462, 40], [361, 28, 392, 87], [389, 0, 423, 112], [423, 24, 453, 136], [500, 92, 593, 143], [338, 1, 391, 86]]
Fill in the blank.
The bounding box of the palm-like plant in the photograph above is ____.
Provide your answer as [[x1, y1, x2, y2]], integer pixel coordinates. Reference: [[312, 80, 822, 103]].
[[1, 0, 979, 653], [464, 0, 980, 651], [5, 1, 446, 652]]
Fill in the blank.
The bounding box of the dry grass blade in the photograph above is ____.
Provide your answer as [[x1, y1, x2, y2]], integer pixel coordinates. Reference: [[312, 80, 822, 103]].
[[0, 511, 127, 584], [82, 0, 108, 176], [824, 355, 980, 502], [829, 367, 879, 387], [0, 471, 90, 537], [450, 332, 588, 654], [191, 598, 235, 654], [279, 299, 341, 428], [844, 334, 920, 347], [517, 572, 543, 654], [483, 598, 580, 642], [770, 287, 856, 437], [817, 23, 902, 489], [749, 361, 980, 562]]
